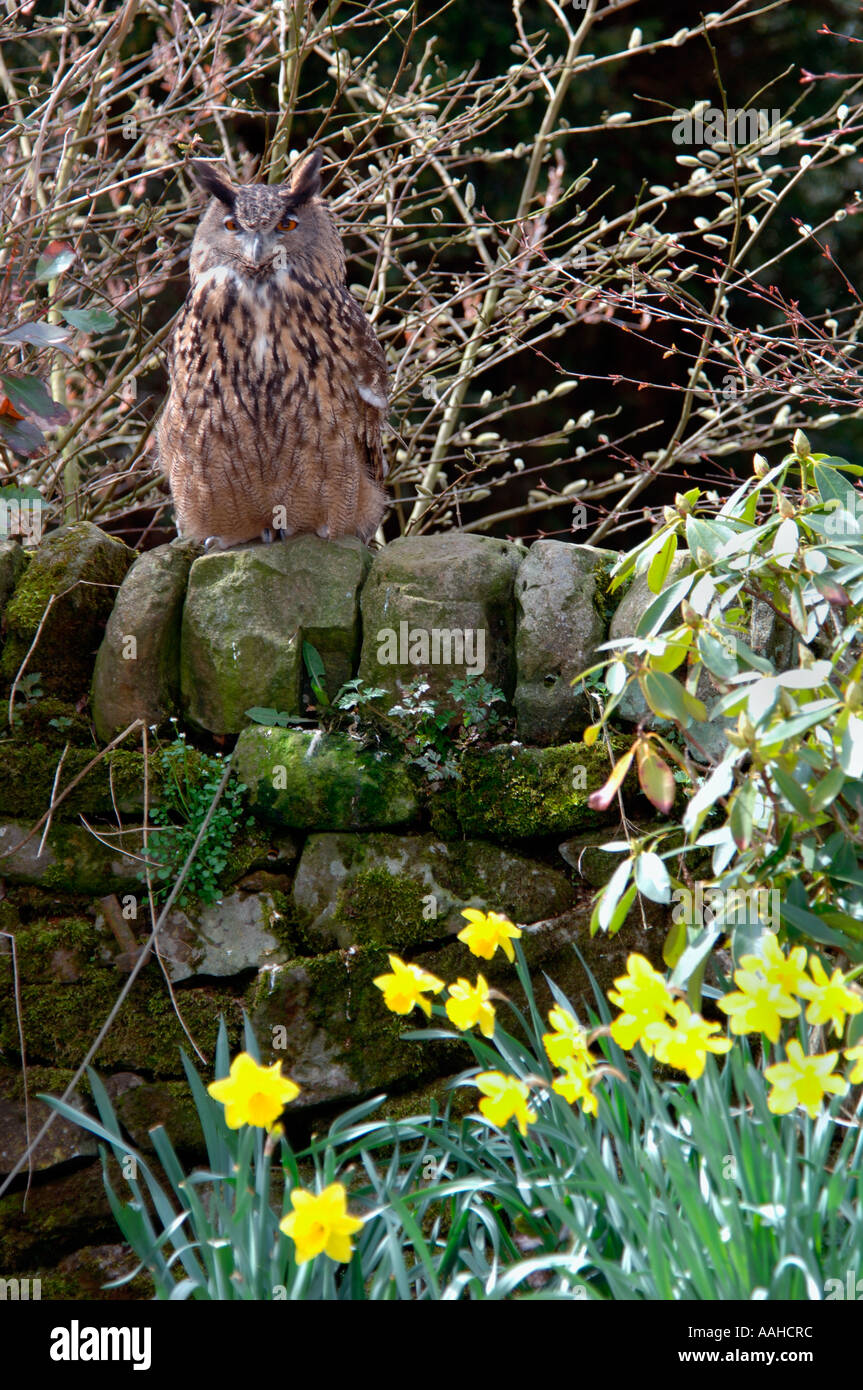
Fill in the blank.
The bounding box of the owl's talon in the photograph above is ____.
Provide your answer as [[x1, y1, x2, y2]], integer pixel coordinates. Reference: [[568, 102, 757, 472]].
[[316, 524, 330, 539], [203, 535, 228, 552], [278, 526, 295, 540], [260, 527, 274, 544]]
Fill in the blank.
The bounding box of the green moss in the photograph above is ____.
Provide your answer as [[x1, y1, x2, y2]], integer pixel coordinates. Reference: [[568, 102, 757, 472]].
[[234, 726, 419, 830], [0, 523, 133, 699], [7, 696, 90, 746], [113, 1079, 205, 1154], [268, 888, 309, 955], [304, 947, 468, 1090], [593, 555, 632, 632], [7, 915, 99, 981], [0, 1163, 117, 1269], [0, 945, 245, 1075], [252, 944, 467, 1095], [216, 820, 275, 887], [442, 741, 625, 839], [0, 740, 209, 821], [334, 866, 429, 948]]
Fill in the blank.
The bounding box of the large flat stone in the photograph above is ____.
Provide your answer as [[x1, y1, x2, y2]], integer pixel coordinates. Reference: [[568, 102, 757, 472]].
[[291, 831, 575, 950], [358, 533, 524, 705], [180, 535, 371, 734], [234, 726, 420, 829]]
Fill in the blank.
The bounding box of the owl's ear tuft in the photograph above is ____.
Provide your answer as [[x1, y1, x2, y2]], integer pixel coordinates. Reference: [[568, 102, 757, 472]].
[[190, 161, 236, 208], [289, 149, 323, 204]]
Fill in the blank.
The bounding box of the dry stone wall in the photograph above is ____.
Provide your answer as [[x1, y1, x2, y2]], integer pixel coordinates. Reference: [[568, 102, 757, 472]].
[[0, 521, 680, 1295]]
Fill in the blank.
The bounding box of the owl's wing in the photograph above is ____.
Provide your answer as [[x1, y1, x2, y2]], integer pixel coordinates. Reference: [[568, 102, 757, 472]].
[[339, 291, 389, 483]]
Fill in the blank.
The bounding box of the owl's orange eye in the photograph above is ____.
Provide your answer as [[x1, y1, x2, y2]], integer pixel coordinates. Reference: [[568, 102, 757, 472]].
[[223, 217, 237, 232], [278, 218, 298, 232]]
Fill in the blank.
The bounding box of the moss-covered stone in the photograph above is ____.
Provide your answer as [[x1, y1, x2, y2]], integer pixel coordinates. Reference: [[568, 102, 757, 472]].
[[153, 890, 287, 983], [0, 522, 134, 699], [91, 540, 199, 742], [0, 1065, 97, 1175], [111, 1077, 206, 1155], [0, 928, 246, 1074], [0, 820, 143, 895], [31, 1243, 154, 1301], [251, 944, 469, 1107], [430, 740, 625, 839], [513, 541, 617, 745], [234, 726, 419, 829], [0, 740, 208, 821], [415, 896, 666, 1019], [358, 533, 524, 706], [0, 538, 27, 615], [292, 831, 575, 950], [375, 1072, 473, 1124], [0, 1162, 120, 1270], [6, 694, 90, 746], [180, 536, 371, 735]]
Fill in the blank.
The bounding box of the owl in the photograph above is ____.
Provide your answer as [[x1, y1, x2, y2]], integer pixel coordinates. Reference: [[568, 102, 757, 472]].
[[157, 150, 389, 549]]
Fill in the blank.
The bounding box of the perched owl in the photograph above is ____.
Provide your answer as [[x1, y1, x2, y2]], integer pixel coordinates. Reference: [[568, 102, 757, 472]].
[[157, 150, 389, 548]]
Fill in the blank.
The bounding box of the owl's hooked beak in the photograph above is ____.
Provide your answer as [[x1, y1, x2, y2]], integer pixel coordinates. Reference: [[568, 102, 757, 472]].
[[244, 233, 266, 267]]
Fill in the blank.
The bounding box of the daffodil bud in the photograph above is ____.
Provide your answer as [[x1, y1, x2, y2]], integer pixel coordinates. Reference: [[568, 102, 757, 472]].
[[753, 453, 768, 477], [778, 494, 795, 518], [681, 599, 699, 627], [792, 429, 811, 457], [663, 505, 678, 525], [674, 492, 692, 515]]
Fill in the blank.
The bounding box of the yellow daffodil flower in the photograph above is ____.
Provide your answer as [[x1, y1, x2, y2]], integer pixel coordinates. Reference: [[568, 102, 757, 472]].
[[543, 1006, 593, 1069], [764, 1039, 848, 1118], [280, 1183, 363, 1265], [207, 1052, 300, 1131], [446, 975, 496, 1037], [373, 954, 445, 1017], [739, 934, 810, 998], [475, 1071, 536, 1136], [608, 953, 675, 1053], [717, 969, 800, 1043], [458, 909, 523, 963], [845, 1044, 863, 1084], [551, 1054, 598, 1116], [643, 999, 732, 1080], [797, 956, 863, 1036]]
